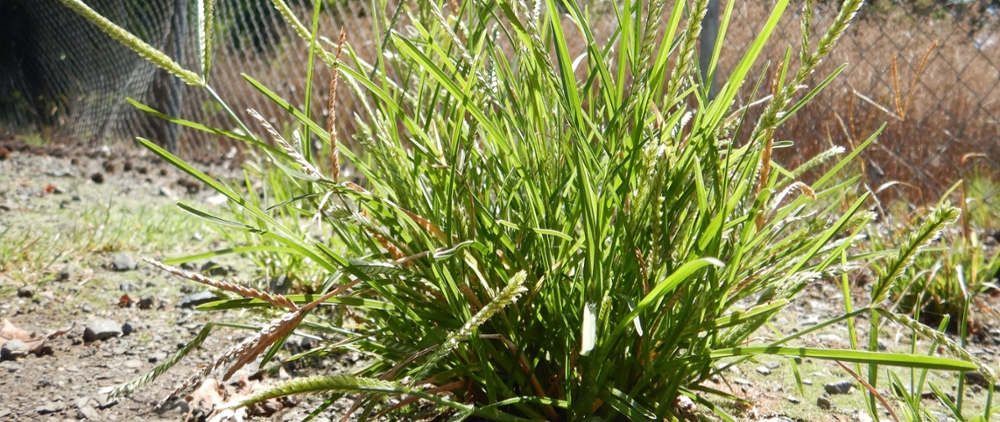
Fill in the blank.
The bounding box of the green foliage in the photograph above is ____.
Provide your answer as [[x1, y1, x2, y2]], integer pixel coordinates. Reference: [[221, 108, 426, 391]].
[[59, 0, 995, 419]]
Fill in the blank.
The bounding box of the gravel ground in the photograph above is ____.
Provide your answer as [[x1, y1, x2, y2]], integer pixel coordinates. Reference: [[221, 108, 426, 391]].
[[3, 137, 1000, 421], [0, 139, 369, 422]]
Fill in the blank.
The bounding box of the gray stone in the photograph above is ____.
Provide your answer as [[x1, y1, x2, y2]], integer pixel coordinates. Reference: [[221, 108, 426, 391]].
[[755, 366, 771, 375], [816, 396, 833, 410], [83, 319, 122, 342], [118, 281, 140, 292], [178, 291, 219, 308], [148, 352, 167, 363], [121, 322, 134, 336], [137, 295, 156, 310], [824, 380, 854, 395], [786, 396, 800, 404], [0, 408, 9, 417], [77, 405, 99, 420], [269, 274, 291, 295], [36, 402, 64, 414], [110, 253, 136, 271], [123, 359, 142, 369], [200, 259, 234, 277], [733, 378, 752, 386], [56, 263, 75, 281], [1, 339, 31, 361], [94, 394, 117, 409], [0, 360, 23, 372], [17, 285, 35, 298]]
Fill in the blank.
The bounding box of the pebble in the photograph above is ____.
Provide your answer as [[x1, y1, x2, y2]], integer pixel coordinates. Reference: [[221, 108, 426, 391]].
[[178, 291, 219, 308], [824, 380, 854, 395], [111, 253, 137, 271], [270, 274, 291, 295], [17, 285, 35, 298], [816, 396, 833, 409], [786, 396, 800, 404], [0, 360, 23, 372], [148, 352, 167, 363], [77, 405, 100, 420], [56, 263, 75, 281], [755, 366, 771, 375], [118, 281, 140, 292], [0, 339, 30, 361], [137, 294, 156, 310], [123, 360, 142, 369], [122, 322, 135, 336], [81, 304, 93, 313], [200, 259, 234, 277], [36, 402, 64, 414], [733, 378, 752, 386], [94, 394, 117, 409], [83, 319, 122, 342]]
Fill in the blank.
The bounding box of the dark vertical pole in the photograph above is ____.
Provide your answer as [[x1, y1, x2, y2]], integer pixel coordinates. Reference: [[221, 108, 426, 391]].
[[165, 0, 186, 153], [699, 0, 719, 100]]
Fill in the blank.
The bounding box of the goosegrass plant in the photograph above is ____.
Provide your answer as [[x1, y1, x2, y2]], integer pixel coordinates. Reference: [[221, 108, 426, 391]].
[[59, 0, 999, 419]]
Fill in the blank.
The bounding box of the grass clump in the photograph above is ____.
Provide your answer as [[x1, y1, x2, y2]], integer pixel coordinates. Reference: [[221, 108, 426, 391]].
[[59, 0, 993, 419]]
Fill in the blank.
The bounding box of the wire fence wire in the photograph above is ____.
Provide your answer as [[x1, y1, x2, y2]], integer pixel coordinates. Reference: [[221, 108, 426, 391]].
[[1, 0, 998, 209]]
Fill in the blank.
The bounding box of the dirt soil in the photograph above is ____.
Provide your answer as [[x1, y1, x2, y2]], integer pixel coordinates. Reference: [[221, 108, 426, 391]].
[[0, 139, 368, 422], [2, 137, 1000, 422]]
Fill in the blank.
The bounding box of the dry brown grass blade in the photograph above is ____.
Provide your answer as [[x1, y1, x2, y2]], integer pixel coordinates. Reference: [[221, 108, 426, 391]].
[[144, 258, 298, 310], [400, 208, 447, 243], [327, 27, 347, 181], [212, 287, 341, 381], [834, 361, 902, 422], [754, 130, 774, 230], [902, 40, 939, 119], [891, 55, 903, 118]]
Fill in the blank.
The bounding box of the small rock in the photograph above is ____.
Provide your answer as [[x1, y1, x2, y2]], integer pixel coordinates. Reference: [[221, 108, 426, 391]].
[[56, 263, 75, 281], [200, 260, 233, 277], [191, 232, 203, 241], [123, 359, 142, 369], [766, 361, 782, 369], [149, 352, 167, 363], [90, 172, 104, 184], [178, 291, 219, 308], [856, 411, 874, 422], [36, 402, 64, 414], [816, 396, 833, 410], [787, 396, 800, 404], [733, 378, 752, 386], [17, 285, 35, 298], [118, 281, 140, 292], [122, 322, 135, 336], [111, 253, 137, 271], [803, 379, 813, 385], [94, 394, 117, 409], [137, 295, 156, 310], [158, 186, 176, 199], [84, 319, 122, 342], [1, 360, 23, 372], [756, 366, 771, 375], [0, 408, 9, 417], [1, 339, 30, 361], [269, 274, 291, 295], [818, 333, 845, 343], [81, 304, 93, 313], [77, 405, 100, 420], [825, 380, 854, 395], [761, 418, 794, 422]]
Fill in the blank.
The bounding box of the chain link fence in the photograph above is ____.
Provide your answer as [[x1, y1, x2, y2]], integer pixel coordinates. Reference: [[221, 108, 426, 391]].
[[1, 0, 998, 209]]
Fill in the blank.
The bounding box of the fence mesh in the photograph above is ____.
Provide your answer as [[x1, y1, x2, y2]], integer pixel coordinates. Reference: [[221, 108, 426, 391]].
[[1, 0, 998, 209]]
